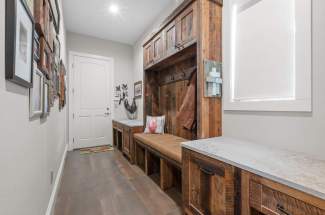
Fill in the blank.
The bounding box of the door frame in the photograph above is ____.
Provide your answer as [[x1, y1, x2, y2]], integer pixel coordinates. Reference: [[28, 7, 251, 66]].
[[68, 51, 115, 150]]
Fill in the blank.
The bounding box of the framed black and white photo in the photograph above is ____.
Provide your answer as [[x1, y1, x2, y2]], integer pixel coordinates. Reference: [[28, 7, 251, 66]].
[[43, 80, 50, 117], [29, 66, 44, 118], [5, 0, 35, 88], [49, 0, 60, 34], [134, 81, 142, 99]]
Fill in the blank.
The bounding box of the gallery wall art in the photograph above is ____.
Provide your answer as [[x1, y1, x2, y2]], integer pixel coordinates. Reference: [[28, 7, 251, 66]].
[[134, 81, 142, 99], [5, 0, 35, 88], [29, 66, 44, 118], [4, 0, 68, 119]]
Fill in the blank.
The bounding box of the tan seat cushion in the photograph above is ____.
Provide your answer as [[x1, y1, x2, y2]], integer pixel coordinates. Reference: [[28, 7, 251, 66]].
[[134, 133, 188, 164]]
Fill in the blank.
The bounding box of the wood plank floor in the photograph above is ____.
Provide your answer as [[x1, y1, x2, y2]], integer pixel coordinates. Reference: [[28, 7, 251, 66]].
[[54, 150, 182, 215]]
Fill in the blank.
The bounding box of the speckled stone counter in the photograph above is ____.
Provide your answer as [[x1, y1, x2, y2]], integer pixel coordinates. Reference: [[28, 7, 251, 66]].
[[182, 137, 325, 200], [113, 119, 143, 127]]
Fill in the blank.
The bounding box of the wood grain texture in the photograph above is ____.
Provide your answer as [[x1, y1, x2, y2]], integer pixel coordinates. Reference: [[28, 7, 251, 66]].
[[54, 150, 182, 215], [196, 0, 222, 138], [176, 1, 198, 48], [247, 172, 325, 211], [153, 32, 165, 62], [161, 158, 174, 190], [240, 170, 325, 215], [182, 148, 238, 215], [112, 121, 143, 164], [143, 0, 222, 139]]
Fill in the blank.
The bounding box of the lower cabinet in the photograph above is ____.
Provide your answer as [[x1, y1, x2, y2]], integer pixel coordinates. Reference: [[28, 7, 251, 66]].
[[183, 148, 241, 215], [112, 120, 143, 164], [122, 127, 130, 158], [183, 148, 325, 215]]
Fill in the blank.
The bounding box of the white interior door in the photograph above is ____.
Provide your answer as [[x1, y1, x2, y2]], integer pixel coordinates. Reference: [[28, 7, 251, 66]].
[[72, 54, 113, 149]]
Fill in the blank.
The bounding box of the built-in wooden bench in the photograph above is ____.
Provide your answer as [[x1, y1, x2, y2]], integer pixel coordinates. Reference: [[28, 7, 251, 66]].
[[134, 133, 187, 195]]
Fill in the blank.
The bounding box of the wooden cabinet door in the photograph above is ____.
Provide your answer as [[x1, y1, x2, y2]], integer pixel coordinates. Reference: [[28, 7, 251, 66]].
[[176, 2, 197, 49], [143, 42, 154, 68], [123, 128, 131, 158], [164, 21, 177, 56], [153, 32, 164, 62], [183, 149, 239, 215]]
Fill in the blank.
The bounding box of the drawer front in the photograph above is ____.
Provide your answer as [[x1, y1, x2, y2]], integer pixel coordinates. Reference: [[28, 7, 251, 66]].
[[185, 150, 238, 215], [250, 181, 325, 215]]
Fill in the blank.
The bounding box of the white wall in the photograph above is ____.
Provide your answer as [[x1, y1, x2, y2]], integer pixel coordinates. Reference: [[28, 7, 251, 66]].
[[223, 0, 325, 160], [66, 32, 134, 120], [132, 0, 184, 121], [0, 0, 68, 214]]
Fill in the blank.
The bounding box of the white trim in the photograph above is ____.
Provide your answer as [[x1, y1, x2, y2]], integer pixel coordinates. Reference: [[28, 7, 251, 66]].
[[45, 144, 68, 215], [223, 0, 312, 112], [68, 51, 115, 150]]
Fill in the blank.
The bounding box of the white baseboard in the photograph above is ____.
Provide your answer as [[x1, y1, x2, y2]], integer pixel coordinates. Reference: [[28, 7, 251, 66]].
[[45, 144, 68, 215]]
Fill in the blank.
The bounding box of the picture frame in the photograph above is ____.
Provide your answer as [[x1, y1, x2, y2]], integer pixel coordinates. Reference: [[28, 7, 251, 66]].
[[49, 0, 60, 34], [25, 0, 34, 15], [59, 61, 66, 110], [42, 80, 50, 117], [29, 66, 44, 118], [39, 36, 51, 78], [53, 35, 60, 71], [33, 31, 40, 62], [134, 81, 142, 99], [5, 0, 35, 88]]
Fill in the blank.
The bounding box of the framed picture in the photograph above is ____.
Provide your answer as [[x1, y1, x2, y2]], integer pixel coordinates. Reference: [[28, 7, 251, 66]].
[[33, 31, 40, 62], [134, 81, 142, 99], [25, 0, 34, 15], [39, 37, 51, 78], [5, 0, 35, 88], [115, 85, 121, 98], [29, 66, 44, 118], [59, 61, 66, 110], [54, 35, 60, 70], [49, 0, 60, 34], [43, 80, 50, 117]]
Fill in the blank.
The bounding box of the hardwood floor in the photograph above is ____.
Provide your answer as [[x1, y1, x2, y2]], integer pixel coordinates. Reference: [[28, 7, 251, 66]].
[[54, 150, 182, 215]]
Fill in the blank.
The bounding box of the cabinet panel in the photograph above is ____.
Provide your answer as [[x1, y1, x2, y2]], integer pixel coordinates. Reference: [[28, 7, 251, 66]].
[[176, 2, 197, 48], [164, 21, 177, 56], [250, 181, 325, 215], [123, 127, 130, 157], [183, 149, 239, 215], [153, 32, 164, 62], [143, 42, 154, 68]]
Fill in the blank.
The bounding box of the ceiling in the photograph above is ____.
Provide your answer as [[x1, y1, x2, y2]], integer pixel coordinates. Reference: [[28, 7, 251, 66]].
[[63, 0, 176, 45]]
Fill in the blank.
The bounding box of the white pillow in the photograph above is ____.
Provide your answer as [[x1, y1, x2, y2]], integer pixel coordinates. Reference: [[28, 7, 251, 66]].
[[144, 116, 166, 134]]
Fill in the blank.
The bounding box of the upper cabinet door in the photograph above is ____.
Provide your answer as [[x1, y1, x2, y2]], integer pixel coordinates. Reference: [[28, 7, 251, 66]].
[[143, 42, 154, 68], [176, 2, 198, 48], [164, 21, 177, 56], [153, 32, 164, 63]]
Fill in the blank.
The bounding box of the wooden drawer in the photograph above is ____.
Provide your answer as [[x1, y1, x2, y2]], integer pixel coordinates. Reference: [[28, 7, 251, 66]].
[[250, 181, 325, 215], [183, 148, 240, 215]]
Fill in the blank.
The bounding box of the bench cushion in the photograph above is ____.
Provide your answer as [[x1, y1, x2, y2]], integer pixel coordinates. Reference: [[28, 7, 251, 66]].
[[134, 133, 188, 165]]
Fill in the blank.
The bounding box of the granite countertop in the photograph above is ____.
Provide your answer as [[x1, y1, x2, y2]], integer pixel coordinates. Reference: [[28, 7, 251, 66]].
[[182, 137, 325, 201], [113, 119, 143, 127]]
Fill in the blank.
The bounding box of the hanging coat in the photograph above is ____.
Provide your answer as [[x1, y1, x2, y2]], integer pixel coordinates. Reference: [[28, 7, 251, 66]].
[[176, 73, 196, 130]]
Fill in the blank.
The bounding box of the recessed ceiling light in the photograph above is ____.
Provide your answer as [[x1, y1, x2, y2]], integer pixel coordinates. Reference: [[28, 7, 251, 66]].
[[109, 4, 120, 15]]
